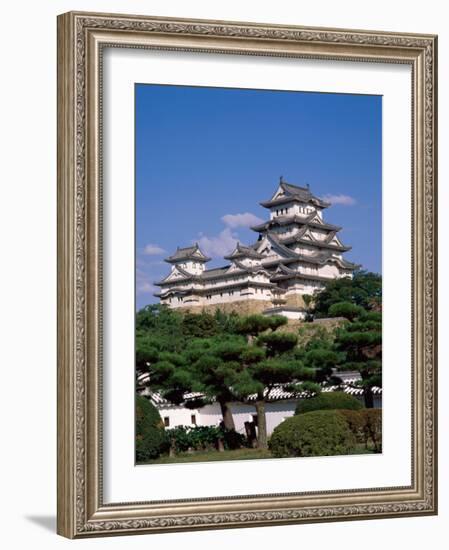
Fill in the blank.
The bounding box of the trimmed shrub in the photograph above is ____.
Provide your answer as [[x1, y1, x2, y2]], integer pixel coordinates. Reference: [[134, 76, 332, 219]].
[[269, 410, 356, 458], [135, 396, 169, 462], [166, 425, 247, 454], [338, 408, 382, 452], [328, 301, 365, 321], [362, 408, 382, 452], [295, 391, 362, 415], [337, 409, 365, 443]]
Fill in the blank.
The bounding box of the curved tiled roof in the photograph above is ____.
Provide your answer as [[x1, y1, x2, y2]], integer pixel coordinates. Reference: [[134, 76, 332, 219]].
[[277, 232, 351, 252], [165, 243, 211, 263], [140, 380, 382, 408], [224, 242, 264, 260], [260, 181, 330, 209], [251, 212, 342, 233], [156, 259, 272, 287]]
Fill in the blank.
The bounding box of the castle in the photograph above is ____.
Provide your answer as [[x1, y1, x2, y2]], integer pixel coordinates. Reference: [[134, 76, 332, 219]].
[[154, 179, 357, 319]]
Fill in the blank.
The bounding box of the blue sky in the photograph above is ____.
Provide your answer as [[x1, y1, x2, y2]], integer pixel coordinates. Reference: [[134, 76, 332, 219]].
[[135, 84, 382, 310]]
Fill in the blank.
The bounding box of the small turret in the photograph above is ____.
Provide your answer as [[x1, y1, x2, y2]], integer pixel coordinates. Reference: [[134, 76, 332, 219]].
[[164, 243, 210, 275]]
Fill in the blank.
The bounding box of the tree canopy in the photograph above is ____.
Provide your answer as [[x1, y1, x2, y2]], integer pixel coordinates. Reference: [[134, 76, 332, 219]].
[[332, 305, 382, 408], [312, 270, 382, 317], [135, 309, 327, 448]]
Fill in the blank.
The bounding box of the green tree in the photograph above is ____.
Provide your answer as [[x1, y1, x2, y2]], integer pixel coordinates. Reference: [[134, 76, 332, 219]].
[[135, 395, 169, 462], [295, 391, 362, 415], [332, 306, 382, 408], [187, 335, 248, 431], [181, 312, 219, 338], [136, 304, 184, 347], [237, 319, 307, 449], [269, 410, 356, 458], [313, 270, 382, 318], [236, 314, 287, 341], [328, 301, 366, 321]]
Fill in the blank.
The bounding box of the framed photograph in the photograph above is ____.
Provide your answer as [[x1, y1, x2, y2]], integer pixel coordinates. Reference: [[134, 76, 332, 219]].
[[57, 11, 438, 538]]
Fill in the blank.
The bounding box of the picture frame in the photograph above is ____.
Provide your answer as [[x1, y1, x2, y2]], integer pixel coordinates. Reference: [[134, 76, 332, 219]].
[[57, 11, 438, 538]]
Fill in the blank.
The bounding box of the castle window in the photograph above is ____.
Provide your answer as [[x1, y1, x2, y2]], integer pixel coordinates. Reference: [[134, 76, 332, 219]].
[[191, 414, 197, 426], [163, 417, 170, 427]]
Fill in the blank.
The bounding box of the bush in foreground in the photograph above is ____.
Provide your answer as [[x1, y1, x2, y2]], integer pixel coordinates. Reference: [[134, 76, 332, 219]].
[[269, 410, 356, 458], [295, 391, 362, 416], [135, 396, 169, 462], [337, 408, 382, 452], [166, 425, 247, 454]]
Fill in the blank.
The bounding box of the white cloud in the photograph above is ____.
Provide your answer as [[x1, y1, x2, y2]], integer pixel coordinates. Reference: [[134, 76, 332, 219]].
[[143, 243, 166, 255], [137, 281, 156, 294], [136, 268, 157, 295], [221, 212, 264, 228], [322, 194, 357, 206], [197, 227, 238, 258]]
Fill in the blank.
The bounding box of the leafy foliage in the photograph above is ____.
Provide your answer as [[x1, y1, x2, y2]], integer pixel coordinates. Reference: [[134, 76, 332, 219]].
[[135, 396, 169, 462], [257, 331, 298, 356], [329, 301, 366, 321], [181, 312, 220, 338], [269, 410, 356, 458], [135, 303, 381, 453], [337, 408, 382, 452], [361, 408, 382, 452], [166, 425, 247, 453], [313, 270, 382, 318], [295, 391, 362, 415], [236, 314, 287, 338], [333, 307, 382, 407]]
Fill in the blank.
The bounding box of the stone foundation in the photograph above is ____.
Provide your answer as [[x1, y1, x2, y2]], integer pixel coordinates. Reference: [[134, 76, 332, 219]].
[[284, 293, 307, 309], [178, 299, 271, 316], [173, 294, 309, 317]]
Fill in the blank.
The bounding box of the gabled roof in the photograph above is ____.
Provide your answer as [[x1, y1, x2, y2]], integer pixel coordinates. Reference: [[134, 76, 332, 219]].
[[260, 180, 330, 209], [165, 243, 211, 264], [257, 232, 358, 270], [200, 266, 230, 279], [251, 212, 341, 233], [155, 260, 272, 287], [224, 242, 264, 261], [154, 265, 194, 285], [277, 230, 351, 252], [232, 260, 271, 275]]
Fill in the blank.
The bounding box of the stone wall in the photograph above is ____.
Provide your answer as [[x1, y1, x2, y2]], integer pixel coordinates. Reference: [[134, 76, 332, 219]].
[[178, 299, 270, 316], [284, 293, 307, 308]]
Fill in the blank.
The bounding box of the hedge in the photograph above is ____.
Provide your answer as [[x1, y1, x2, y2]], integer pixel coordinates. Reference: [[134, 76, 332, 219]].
[[337, 408, 382, 452], [269, 410, 356, 458], [166, 425, 247, 454], [295, 391, 362, 415], [135, 396, 169, 462]]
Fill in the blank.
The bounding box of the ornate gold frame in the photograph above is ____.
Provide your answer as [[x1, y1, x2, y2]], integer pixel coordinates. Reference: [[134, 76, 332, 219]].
[[57, 11, 438, 538]]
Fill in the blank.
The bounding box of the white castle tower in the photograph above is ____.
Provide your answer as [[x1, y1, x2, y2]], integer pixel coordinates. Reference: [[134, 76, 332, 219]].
[[154, 179, 357, 318]]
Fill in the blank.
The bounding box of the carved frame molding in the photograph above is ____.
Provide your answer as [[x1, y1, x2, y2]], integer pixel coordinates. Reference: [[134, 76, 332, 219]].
[[57, 11, 437, 538]]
